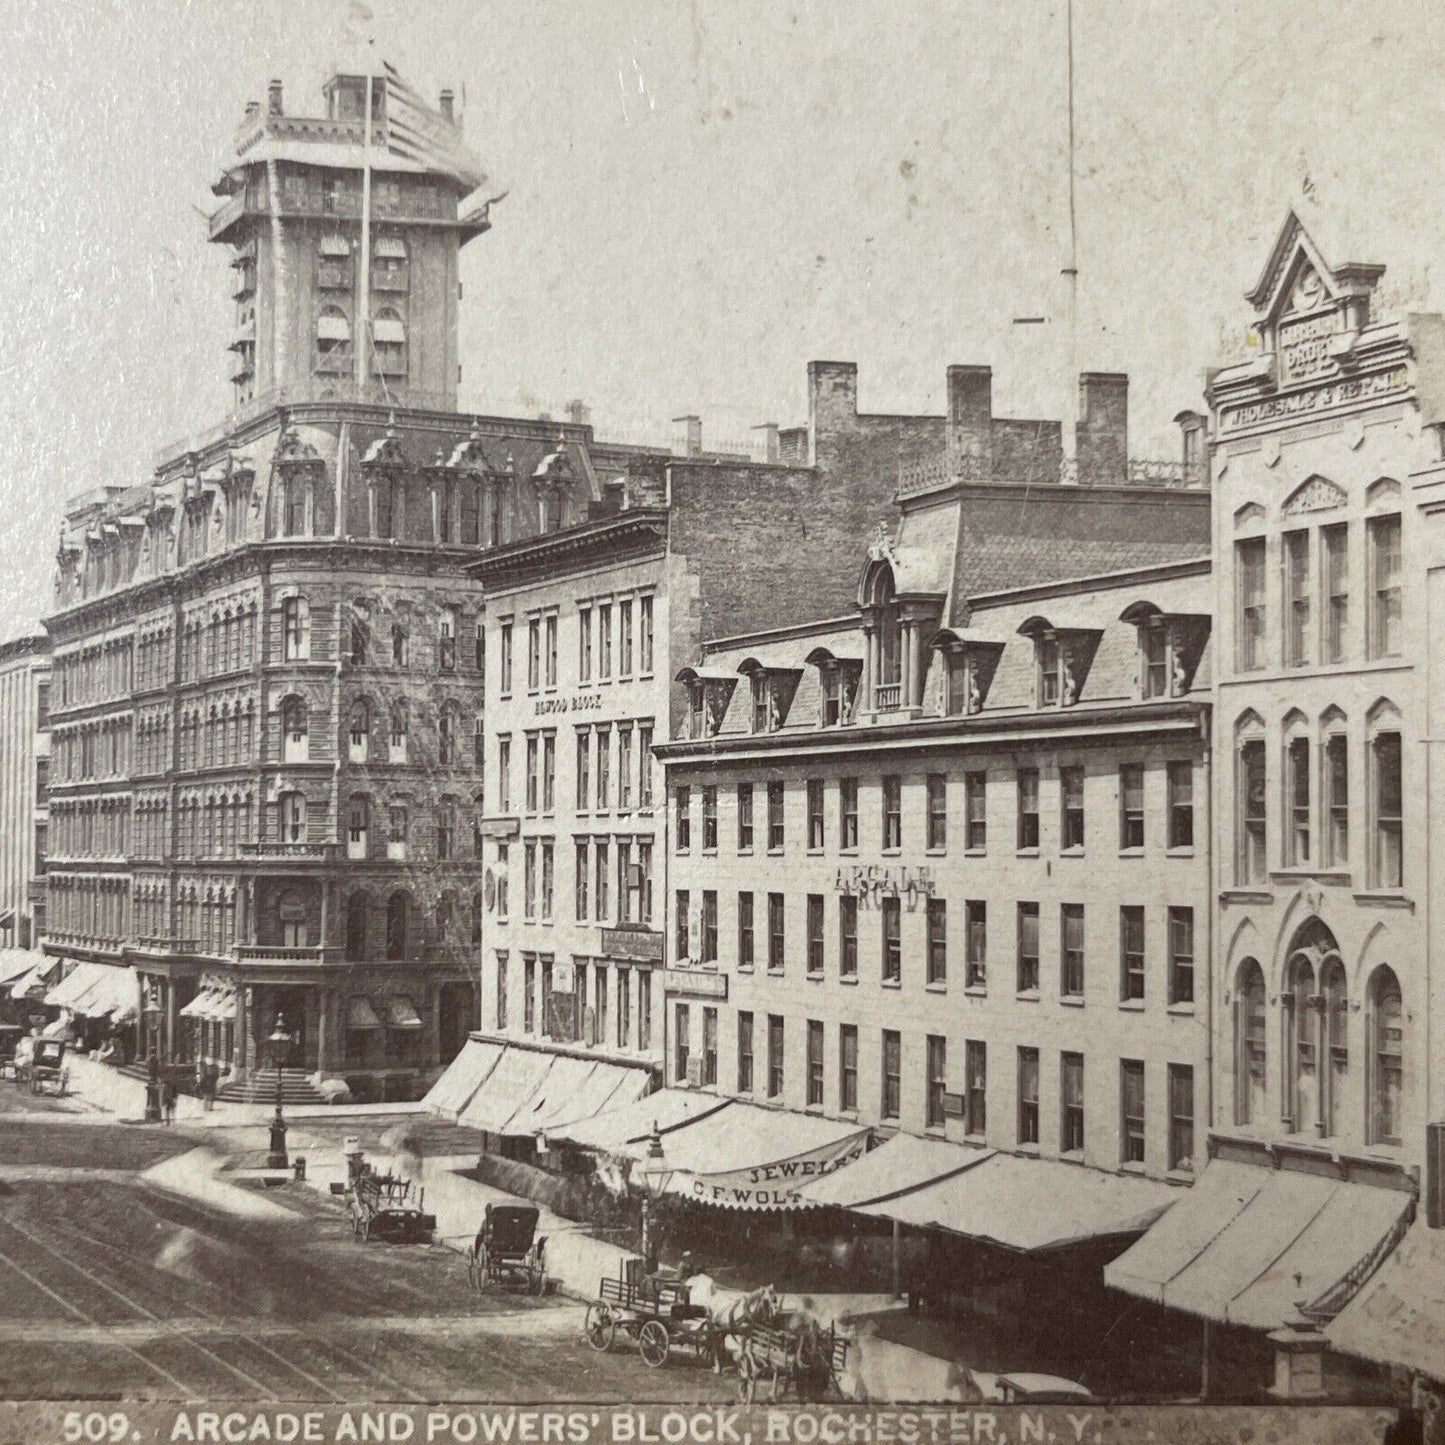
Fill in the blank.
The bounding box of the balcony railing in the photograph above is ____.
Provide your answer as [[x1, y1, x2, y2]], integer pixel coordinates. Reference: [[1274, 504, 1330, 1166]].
[[874, 682, 903, 712], [236, 944, 342, 966], [896, 452, 1209, 499], [131, 937, 200, 956], [239, 840, 343, 862]]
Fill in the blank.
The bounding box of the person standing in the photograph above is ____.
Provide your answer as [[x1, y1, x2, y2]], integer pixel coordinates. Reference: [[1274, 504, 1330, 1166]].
[[161, 1077, 177, 1125]]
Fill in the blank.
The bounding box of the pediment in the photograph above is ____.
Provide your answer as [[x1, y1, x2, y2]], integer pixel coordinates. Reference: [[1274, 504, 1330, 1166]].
[[1282, 475, 1347, 517]]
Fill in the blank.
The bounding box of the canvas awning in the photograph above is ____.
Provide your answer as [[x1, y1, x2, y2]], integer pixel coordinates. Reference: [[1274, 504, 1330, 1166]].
[[1104, 1159, 1414, 1330], [0, 949, 43, 987], [319, 233, 351, 257], [373, 236, 408, 258], [197, 987, 235, 1024], [0, 909, 14, 928], [384, 995, 423, 1029], [798, 1133, 1174, 1250], [494, 1053, 601, 1137], [46, 961, 105, 1010], [180, 989, 217, 1020], [424, 1037, 505, 1120], [70, 964, 140, 1021], [543, 1059, 653, 1136], [549, 1084, 731, 1152], [9, 960, 57, 999], [372, 317, 406, 345], [41, 1018, 73, 1041], [316, 313, 351, 342], [347, 996, 383, 1031], [1327, 1218, 1445, 1382], [456, 1045, 555, 1134]]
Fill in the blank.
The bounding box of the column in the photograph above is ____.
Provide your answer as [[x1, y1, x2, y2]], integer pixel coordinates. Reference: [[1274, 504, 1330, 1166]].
[[316, 988, 332, 1076], [165, 980, 177, 1064], [910, 615, 928, 712], [862, 623, 877, 715], [900, 620, 916, 713]]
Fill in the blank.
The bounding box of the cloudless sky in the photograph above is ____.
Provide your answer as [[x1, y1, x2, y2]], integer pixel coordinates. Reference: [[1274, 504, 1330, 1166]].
[[2, 0, 1443, 637]]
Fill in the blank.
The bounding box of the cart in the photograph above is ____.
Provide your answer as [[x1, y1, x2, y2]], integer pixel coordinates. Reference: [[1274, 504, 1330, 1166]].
[[467, 1204, 547, 1295], [0, 1025, 22, 1082], [28, 1038, 70, 1097], [345, 1168, 436, 1243], [736, 1319, 848, 1403], [583, 1264, 717, 1369]]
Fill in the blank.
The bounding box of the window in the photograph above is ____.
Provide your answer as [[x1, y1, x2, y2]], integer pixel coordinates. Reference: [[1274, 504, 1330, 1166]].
[[1168, 907, 1194, 1005], [737, 1011, 754, 1092], [882, 775, 902, 850], [639, 596, 654, 673], [674, 1003, 690, 1084], [838, 1025, 858, 1113], [1060, 766, 1084, 850], [1165, 760, 1193, 849], [347, 795, 370, 859], [751, 675, 772, 733], [527, 618, 540, 691], [524, 735, 539, 812], [495, 844, 509, 918], [807, 779, 824, 850], [807, 894, 824, 975], [282, 597, 310, 660], [574, 729, 591, 811], [675, 785, 690, 851], [1017, 1047, 1039, 1145], [1284, 528, 1311, 667], [701, 890, 718, 963], [1016, 902, 1039, 993], [594, 838, 609, 920], [574, 840, 589, 921], [839, 895, 858, 978], [1118, 764, 1145, 850], [1239, 736, 1267, 884], [881, 897, 901, 983], [1322, 523, 1349, 664], [1121, 1060, 1146, 1164], [768, 893, 784, 972], [767, 780, 785, 850], [965, 1040, 986, 1136], [598, 604, 612, 680], [926, 898, 947, 986], [386, 891, 409, 960], [499, 622, 513, 694], [1140, 619, 1168, 699], [346, 701, 371, 762], [345, 892, 368, 960], [281, 698, 308, 763], [965, 771, 986, 850], [440, 704, 460, 768], [544, 615, 558, 688], [578, 607, 593, 681], [926, 774, 946, 850], [638, 840, 653, 923], [525, 957, 537, 1034], [1234, 959, 1267, 1125], [738, 892, 754, 968], [388, 804, 408, 857], [840, 777, 858, 849], [1323, 960, 1349, 1139], [702, 1007, 718, 1086], [1236, 536, 1267, 671], [1367, 514, 1402, 659], [1371, 730, 1403, 888], [638, 724, 654, 809], [1037, 633, 1063, 707], [1286, 734, 1311, 866], [881, 1030, 901, 1120], [807, 1020, 824, 1107], [279, 790, 307, 843], [1368, 967, 1403, 1146], [542, 733, 555, 813], [965, 901, 987, 989], [702, 785, 718, 849], [1120, 905, 1146, 1002], [1061, 903, 1084, 998], [1061, 1052, 1085, 1153], [349, 608, 370, 666], [1325, 729, 1349, 866], [618, 599, 633, 676], [924, 1034, 946, 1129], [674, 889, 689, 961], [617, 727, 633, 810], [540, 841, 554, 920], [767, 1015, 784, 1099], [523, 841, 536, 918], [495, 954, 509, 1031], [737, 783, 754, 850], [1169, 1063, 1194, 1172], [391, 623, 409, 668], [1016, 769, 1039, 850], [439, 606, 458, 673]]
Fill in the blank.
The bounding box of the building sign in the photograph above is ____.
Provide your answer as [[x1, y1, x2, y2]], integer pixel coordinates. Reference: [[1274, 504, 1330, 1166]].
[[601, 927, 664, 963], [551, 958, 575, 993], [534, 694, 602, 717], [833, 864, 936, 910], [664, 1130, 870, 1210], [1219, 367, 1409, 434], [1277, 310, 1338, 386], [662, 968, 727, 1000]]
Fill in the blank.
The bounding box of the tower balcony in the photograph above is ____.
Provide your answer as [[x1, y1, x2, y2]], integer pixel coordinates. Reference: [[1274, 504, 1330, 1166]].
[[239, 839, 344, 866]]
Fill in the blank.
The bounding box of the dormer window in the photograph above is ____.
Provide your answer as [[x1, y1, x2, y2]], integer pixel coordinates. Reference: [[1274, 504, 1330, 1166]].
[[675, 668, 736, 740], [1037, 632, 1066, 707], [805, 648, 863, 728], [934, 631, 1003, 717], [1019, 618, 1100, 710], [1141, 619, 1168, 698], [738, 660, 800, 734], [752, 675, 774, 733], [1121, 602, 1209, 700]]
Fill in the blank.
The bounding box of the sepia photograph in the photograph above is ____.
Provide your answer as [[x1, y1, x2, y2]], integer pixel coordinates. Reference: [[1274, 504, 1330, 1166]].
[[0, 1, 1442, 1441]]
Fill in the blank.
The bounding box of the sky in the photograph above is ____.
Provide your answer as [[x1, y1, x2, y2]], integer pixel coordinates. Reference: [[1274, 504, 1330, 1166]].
[[2, 0, 1444, 638]]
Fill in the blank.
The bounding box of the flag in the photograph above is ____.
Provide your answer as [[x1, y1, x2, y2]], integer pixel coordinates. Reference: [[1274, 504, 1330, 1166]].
[[382, 61, 486, 190]]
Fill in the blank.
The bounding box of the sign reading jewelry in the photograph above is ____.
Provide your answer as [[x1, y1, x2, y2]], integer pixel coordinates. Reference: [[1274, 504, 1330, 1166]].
[[833, 864, 936, 910]]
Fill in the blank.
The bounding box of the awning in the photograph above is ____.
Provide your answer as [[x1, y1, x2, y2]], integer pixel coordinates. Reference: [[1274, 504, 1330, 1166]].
[[550, 1083, 731, 1152], [373, 236, 408, 259], [1327, 1218, 1445, 1382], [457, 1045, 554, 1134], [0, 949, 44, 987], [198, 987, 235, 1024], [180, 989, 217, 1020], [41, 1018, 73, 1041], [495, 1053, 601, 1137], [424, 1038, 506, 1119], [0, 909, 14, 928], [316, 313, 351, 342], [9, 960, 57, 999], [46, 961, 105, 1010], [544, 1059, 653, 1135], [319, 233, 351, 257], [800, 1133, 1174, 1249], [372, 317, 406, 345], [70, 964, 140, 1020], [1104, 1159, 1414, 1330], [347, 996, 383, 1030], [384, 995, 423, 1029]]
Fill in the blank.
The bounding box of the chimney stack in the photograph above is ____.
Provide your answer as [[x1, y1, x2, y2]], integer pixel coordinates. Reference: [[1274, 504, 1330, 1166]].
[[946, 365, 994, 481], [753, 423, 781, 464], [244, 100, 261, 121], [267, 79, 284, 116], [1076, 372, 1128, 487], [1175, 410, 1207, 485], [439, 89, 455, 122], [673, 415, 702, 457], [566, 399, 592, 427]]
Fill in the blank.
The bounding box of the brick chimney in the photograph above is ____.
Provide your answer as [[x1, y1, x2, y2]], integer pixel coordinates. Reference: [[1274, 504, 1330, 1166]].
[[947, 365, 994, 481], [439, 89, 455, 122], [267, 79, 284, 116], [1076, 373, 1128, 487], [673, 415, 702, 457], [1175, 410, 1207, 484]]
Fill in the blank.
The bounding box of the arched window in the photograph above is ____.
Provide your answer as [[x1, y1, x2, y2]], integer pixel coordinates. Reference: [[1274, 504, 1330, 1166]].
[[472, 791, 486, 858], [348, 700, 370, 763], [347, 794, 370, 860], [1284, 953, 1317, 1134], [438, 702, 458, 765], [283, 473, 310, 537], [391, 622, 409, 668], [1367, 966, 1403, 1146], [1282, 711, 1311, 867], [386, 891, 410, 960], [315, 304, 351, 372], [1235, 711, 1267, 885], [372, 306, 407, 375], [439, 605, 458, 673], [867, 567, 902, 708], [278, 888, 307, 947], [349, 602, 371, 666], [1234, 958, 1267, 1126], [437, 797, 457, 860], [282, 596, 311, 661], [279, 790, 307, 844], [1322, 959, 1348, 1138], [281, 697, 309, 763], [436, 890, 456, 942], [345, 892, 368, 961]]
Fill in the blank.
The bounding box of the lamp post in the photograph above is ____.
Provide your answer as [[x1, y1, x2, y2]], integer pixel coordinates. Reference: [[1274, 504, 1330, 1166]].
[[637, 1121, 673, 1275], [266, 1011, 293, 1170], [142, 983, 163, 1124]]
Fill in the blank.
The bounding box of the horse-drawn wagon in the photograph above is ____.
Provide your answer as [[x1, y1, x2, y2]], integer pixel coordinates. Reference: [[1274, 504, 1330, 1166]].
[[736, 1317, 849, 1403], [345, 1167, 435, 1243], [26, 1038, 70, 1097], [467, 1204, 547, 1295]]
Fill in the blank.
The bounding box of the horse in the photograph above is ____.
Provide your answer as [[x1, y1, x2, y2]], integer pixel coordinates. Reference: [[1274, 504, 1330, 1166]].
[[684, 1276, 780, 1372]]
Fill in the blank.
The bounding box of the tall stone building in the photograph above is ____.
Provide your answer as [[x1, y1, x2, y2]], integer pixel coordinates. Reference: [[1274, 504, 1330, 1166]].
[[0, 633, 51, 952]]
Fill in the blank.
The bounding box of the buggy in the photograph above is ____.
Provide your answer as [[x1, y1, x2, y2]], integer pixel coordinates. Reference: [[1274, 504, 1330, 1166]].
[[27, 1038, 70, 1097], [467, 1204, 547, 1295], [736, 1318, 848, 1403], [584, 1262, 716, 1369], [0, 1025, 22, 1082], [345, 1167, 436, 1243]]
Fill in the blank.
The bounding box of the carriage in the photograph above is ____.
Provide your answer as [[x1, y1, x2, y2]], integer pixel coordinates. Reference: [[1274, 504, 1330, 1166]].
[[345, 1167, 436, 1243], [583, 1263, 718, 1369], [27, 1038, 70, 1097], [0, 1025, 23, 1082], [735, 1318, 849, 1404], [467, 1204, 547, 1295]]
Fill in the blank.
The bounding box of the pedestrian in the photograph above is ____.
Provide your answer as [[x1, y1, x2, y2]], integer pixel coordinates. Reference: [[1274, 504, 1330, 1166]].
[[204, 1062, 217, 1112], [162, 1077, 177, 1126]]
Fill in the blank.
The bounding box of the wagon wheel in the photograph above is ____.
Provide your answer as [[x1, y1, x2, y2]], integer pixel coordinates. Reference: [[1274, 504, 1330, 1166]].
[[470, 1241, 489, 1290], [58, 1068, 69, 1098], [638, 1319, 670, 1368], [583, 1301, 617, 1353], [530, 1265, 547, 1297]]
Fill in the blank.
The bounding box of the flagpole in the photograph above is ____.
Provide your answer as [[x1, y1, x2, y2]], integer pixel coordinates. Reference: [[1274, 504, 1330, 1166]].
[[1061, 0, 1079, 472], [356, 46, 375, 395]]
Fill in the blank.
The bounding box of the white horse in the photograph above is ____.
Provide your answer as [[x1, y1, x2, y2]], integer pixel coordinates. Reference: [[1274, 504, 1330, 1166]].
[[684, 1275, 781, 1372]]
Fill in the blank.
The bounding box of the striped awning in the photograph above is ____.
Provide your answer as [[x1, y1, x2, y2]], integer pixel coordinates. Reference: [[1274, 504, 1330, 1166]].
[[347, 996, 383, 1031]]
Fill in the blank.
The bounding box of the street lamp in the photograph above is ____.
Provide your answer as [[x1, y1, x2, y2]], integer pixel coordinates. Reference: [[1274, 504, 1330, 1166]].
[[266, 1011, 293, 1170], [638, 1121, 673, 1275], [142, 983, 163, 1124]]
